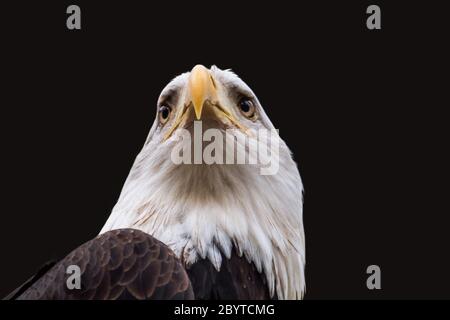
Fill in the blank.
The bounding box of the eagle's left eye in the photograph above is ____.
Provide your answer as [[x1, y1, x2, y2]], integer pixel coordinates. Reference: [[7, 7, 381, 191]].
[[238, 98, 256, 119]]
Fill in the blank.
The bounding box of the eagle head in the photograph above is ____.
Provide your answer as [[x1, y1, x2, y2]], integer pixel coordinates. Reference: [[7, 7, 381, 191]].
[[101, 65, 305, 299]]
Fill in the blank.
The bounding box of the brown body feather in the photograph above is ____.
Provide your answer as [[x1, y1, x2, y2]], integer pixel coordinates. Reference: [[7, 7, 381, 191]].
[[12, 229, 194, 300], [187, 247, 275, 300], [7, 229, 274, 300]]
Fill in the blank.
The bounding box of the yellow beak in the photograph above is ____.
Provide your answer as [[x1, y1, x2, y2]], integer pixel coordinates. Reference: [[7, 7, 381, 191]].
[[188, 64, 217, 120], [163, 65, 249, 140]]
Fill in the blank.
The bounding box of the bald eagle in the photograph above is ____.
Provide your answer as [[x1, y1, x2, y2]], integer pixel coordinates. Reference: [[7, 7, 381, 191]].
[[6, 65, 305, 300]]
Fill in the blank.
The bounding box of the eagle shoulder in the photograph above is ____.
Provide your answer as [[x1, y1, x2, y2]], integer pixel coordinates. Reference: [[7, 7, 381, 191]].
[[9, 229, 194, 300]]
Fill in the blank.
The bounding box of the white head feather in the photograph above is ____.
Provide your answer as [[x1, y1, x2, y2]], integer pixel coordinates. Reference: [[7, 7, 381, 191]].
[[100, 66, 305, 299]]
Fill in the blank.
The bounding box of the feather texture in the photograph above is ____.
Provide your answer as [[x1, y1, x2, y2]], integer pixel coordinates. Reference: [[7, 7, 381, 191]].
[[13, 229, 194, 300]]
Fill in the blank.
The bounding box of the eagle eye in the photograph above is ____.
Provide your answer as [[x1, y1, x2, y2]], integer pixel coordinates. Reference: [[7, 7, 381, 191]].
[[238, 98, 256, 119], [159, 105, 171, 124]]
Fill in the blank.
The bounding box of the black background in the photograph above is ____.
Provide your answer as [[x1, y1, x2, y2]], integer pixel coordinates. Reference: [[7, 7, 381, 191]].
[[1, 1, 449, 299]]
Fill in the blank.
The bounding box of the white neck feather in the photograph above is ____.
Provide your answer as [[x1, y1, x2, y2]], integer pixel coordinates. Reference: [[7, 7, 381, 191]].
[[100, 132, 305, 299]]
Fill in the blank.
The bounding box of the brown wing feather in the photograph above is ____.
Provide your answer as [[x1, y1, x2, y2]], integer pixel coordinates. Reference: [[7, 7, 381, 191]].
[[14, 229, 194, 300]]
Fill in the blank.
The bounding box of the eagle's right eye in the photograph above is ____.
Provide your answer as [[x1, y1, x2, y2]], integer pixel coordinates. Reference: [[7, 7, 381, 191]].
[[159, 105, 171, 124]]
